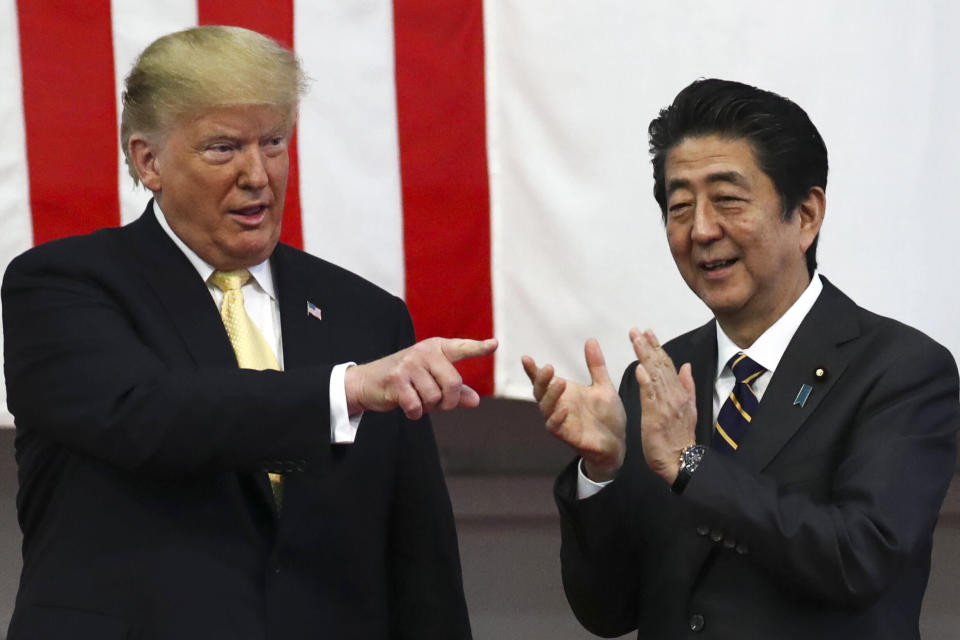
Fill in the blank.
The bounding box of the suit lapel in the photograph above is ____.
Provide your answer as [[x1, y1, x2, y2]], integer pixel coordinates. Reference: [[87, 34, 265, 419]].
[[259, 245, 334, 513], [678, 320, 719, 446], [125, 203, 282, 516], [271, 244, 331, 370], [123, 202, 236, 368], [737, 278, 860, 473]]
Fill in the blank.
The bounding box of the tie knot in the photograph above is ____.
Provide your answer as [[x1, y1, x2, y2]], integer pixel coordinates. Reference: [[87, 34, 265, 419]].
[[209, 269, 251, 292], [727, 352, 766, 385]]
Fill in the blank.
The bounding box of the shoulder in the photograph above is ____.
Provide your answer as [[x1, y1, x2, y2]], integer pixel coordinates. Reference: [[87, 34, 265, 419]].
[[272, 243, 407, 315], [854, 303, 956, 375], [820, 278, 957, 380], [3, 225, 128, 285]]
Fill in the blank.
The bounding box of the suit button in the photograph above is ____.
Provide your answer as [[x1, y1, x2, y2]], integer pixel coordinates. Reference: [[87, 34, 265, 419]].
[[710, 530, 723, 543], [736, 543, 750, 555], [689, 613, 705, 632], [723, 538, 736, 549], [696, 525, 709, 537]]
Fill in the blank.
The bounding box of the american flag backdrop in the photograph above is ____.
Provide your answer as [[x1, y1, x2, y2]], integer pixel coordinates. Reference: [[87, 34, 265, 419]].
[[2, 1, 960, 425]]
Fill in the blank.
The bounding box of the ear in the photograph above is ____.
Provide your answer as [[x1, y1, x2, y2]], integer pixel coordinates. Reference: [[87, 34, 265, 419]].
[[795, 186, 825, 253], [128, 135, 163, 192]]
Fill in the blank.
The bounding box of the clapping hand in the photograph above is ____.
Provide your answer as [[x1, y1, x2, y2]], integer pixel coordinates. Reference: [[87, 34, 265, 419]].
[[522, 339, 627, 482]]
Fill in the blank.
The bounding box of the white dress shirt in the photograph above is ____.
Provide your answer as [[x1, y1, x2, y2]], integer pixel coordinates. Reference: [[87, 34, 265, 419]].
[[154, 203, 360, 443], [577, 273, 824, 499]]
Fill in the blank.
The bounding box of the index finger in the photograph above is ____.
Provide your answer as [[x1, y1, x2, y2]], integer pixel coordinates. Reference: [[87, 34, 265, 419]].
[[630, 328, 671, 369], [521, 355, 540, 384], [440, 337, 499, 362]]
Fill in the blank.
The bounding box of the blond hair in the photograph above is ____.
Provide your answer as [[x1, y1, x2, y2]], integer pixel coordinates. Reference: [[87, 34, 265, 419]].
[[120, 25, 307, 184]]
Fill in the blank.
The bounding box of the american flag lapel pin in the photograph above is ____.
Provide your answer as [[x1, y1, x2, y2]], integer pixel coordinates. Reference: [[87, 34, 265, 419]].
[[306, 301, 322, 321]]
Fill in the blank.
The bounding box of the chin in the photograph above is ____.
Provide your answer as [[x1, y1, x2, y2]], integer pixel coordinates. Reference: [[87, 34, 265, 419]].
[[698, 290, 748, 317]]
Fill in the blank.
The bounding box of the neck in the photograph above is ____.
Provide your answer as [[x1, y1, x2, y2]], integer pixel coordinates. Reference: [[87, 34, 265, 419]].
[[716, 271, 811, 349]]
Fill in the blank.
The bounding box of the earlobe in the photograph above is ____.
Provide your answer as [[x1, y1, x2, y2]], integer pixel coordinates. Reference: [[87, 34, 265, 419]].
[[128, 136, 162, 191], [797, 187, 826, 251]]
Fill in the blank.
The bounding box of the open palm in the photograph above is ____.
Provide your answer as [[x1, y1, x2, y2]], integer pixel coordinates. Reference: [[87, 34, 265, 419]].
[[522, 339, 627, 481]]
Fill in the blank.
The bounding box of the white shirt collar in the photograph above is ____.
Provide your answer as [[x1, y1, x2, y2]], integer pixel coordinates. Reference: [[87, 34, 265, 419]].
[[715, 272, 823, 377], [152, 201, 277, 300]]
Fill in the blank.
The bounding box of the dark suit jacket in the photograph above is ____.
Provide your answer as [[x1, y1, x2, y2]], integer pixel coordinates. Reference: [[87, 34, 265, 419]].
[[2, 205, 471, 639], [555, 278, 959, 639]]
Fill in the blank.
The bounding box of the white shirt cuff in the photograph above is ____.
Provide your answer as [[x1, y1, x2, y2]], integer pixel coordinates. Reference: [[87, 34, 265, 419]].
[[576, 458, 613, 500], [329, 362, 361, 443]]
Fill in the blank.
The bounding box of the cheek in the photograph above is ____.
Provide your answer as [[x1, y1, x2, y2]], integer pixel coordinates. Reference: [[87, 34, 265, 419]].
[[665, 228, 690, 261], [267, 156, 289, 183]]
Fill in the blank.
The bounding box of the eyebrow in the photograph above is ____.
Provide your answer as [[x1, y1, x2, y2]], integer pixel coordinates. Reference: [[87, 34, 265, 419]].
[[666, 171, 750, 197]]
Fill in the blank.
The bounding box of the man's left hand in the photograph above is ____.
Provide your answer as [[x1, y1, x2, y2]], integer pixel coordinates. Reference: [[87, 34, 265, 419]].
[[631, 328, 697, 485]]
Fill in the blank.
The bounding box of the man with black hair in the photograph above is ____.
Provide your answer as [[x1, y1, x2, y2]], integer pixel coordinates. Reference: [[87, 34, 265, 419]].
[[524, 78, 958, 639]]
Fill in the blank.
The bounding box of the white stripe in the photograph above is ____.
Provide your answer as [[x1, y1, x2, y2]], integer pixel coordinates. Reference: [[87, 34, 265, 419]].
[[0, 0, 34, 426], [111, 0, 198, 225], [489, 0, 960, 397], [489, 0, 703, 398], [294, 0, 405, 297]]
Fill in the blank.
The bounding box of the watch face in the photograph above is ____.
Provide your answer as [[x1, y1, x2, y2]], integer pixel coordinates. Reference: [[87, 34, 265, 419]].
[[683, 445, 706, 470]]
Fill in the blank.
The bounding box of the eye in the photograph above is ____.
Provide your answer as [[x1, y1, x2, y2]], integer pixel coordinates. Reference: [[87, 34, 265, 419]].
[[201, 143, 235, 163], [667, 201, 692, 219], [262, 136, 287, 156], [204, 142, 234, 155], [713, 195, 746, 210]]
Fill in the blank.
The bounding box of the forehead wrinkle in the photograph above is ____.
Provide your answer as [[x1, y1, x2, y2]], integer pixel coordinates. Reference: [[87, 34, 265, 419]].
[[666, 170, 751, 198], [666, 177, 692, 198], [705, 171, 750, 189]]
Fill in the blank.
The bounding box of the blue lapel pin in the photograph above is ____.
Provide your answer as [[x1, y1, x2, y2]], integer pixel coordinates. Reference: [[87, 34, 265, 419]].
[[793, 384, 813, 408]]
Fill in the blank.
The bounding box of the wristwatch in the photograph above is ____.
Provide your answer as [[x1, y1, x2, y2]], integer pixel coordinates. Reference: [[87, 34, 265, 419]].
[[671, 444, 706, 495]]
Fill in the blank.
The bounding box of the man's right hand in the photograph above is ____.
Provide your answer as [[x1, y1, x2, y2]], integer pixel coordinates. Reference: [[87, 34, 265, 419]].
[[345, 337, 498, 420], [522, 339, 626, 482]]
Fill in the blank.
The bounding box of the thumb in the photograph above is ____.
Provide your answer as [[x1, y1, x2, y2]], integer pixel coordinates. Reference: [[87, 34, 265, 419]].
[[678, 362, 696, 398], [584, 338, 612, 387], [456, 384, 481, 409]]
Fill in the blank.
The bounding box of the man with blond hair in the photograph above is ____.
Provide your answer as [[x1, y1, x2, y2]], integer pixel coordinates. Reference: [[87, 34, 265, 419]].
[[3, 26, 488, 639]]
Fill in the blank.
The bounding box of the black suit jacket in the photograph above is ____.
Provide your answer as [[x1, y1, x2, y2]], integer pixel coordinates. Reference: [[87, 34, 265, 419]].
[[2, 205, 471, 639], [555, 278, 959, 639]]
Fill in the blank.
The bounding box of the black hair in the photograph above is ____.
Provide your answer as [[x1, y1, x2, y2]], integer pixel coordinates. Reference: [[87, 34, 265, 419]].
[[648, 78, 827, 276]]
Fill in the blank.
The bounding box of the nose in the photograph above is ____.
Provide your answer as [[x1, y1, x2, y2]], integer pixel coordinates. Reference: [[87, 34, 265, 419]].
[[690, 202, 723, 244], [237, 147, 269, 190]]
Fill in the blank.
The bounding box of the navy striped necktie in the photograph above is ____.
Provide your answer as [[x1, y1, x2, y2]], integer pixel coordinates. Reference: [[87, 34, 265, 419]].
[[712, 352, 766, 454]]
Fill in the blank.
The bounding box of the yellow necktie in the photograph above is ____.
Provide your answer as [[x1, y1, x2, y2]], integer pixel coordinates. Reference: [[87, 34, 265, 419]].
[[209, 269, 284, 508]]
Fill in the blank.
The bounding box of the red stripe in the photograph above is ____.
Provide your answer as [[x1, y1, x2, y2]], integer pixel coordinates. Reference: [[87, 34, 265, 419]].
[[393, 0, 495, 395], [17, 1, 120, 244], [197, 0, 304, 250]]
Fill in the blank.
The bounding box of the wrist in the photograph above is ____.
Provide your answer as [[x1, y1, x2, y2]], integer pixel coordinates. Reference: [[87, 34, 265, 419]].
[[671, 443, 706, 495], [343, 364, 363, 415], [583, 458, 621, 483]]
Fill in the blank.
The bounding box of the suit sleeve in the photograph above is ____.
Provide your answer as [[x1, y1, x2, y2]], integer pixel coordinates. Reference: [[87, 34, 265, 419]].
[[384, 299, 472, 639], [679, 334, 959, 607], [551, 365, 647, 638], [2, 244, 332, 477]]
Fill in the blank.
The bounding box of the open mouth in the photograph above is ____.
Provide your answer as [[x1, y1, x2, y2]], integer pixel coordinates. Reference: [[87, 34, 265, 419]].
[[701, 258, 737, 272], [231, 205, 268, 217]]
